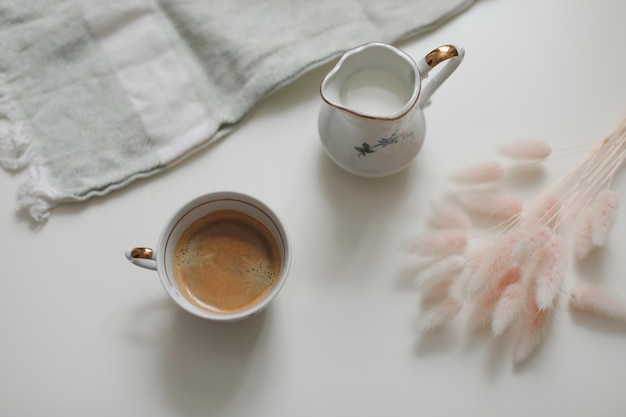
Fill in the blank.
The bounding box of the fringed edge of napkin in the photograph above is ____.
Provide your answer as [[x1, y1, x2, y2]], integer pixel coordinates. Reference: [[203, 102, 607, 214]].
[[0, 74, 60, 223], [0, 76, 33, 171]]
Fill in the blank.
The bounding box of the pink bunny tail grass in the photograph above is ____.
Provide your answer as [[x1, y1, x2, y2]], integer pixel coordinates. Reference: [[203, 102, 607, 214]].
[[497, 139, 552, 161], [570, 190, 618, 259], [513, 283, 558, 364], [572, 213, 594, 260], [510, 224, 553, 261], [590, 190, 619, 247], [417, 296, 463, 332], [420, 280, 454, 301], [429, 202, 471, 230], [569, 283, 626, 321], [456, 191, 523, 221], [522, 195, 561, 228], [535, 235, 568, 311], [491, 283, 527, 337], [467, 228, 526, 294], [409, 229, 467, 257], [469, 267, 522, 328], [513, 301, 554, 364], [448, 160, 504, 185], [416, 255, 466, 290]]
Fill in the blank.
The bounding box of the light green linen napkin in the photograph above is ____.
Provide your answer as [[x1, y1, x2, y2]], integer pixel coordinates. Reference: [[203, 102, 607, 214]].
[[0, 0, 474, 222]]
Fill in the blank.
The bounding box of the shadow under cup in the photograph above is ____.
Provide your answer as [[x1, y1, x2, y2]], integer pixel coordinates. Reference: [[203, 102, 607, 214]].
[[157, 192, 291, 322]]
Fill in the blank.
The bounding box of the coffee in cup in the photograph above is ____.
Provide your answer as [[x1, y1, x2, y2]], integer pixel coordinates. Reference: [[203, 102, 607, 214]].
[[173, 209, 282, 314], [126, 192, 291, 321]]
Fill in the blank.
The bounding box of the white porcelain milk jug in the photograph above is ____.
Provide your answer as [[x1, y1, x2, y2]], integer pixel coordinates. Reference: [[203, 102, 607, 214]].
[[318, 42, 464, 177]]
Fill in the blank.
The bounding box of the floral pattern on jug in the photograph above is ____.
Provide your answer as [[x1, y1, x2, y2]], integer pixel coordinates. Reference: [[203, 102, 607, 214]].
[[355, 129, 415, 157]]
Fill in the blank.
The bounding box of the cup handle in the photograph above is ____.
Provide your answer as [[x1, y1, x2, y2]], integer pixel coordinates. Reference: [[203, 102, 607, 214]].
[[416, 44, 464, 107], [125, 247, 157, 271]]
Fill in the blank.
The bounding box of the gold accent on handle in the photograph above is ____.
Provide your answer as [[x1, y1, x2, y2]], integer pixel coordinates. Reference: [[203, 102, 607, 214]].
[[424, 45, 459, 68], [131, 247, 154, 260]]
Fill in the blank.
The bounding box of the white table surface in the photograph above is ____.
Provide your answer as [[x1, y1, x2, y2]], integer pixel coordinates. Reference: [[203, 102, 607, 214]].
[[2, 1, 626, 415]]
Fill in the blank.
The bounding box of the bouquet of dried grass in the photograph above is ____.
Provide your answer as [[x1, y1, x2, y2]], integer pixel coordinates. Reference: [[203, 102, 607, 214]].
[[410, 114, 626, 364]]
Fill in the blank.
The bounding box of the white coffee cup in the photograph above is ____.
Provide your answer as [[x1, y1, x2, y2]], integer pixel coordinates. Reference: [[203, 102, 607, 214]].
[[125, 192, 291, 322]]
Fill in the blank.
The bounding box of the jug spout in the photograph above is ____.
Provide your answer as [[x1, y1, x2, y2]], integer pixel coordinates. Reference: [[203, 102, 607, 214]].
[[320, 42, 420, 120]]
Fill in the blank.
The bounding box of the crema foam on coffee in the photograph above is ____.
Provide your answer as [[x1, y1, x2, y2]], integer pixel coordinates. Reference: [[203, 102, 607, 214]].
[[173, 210, 281, 314]]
